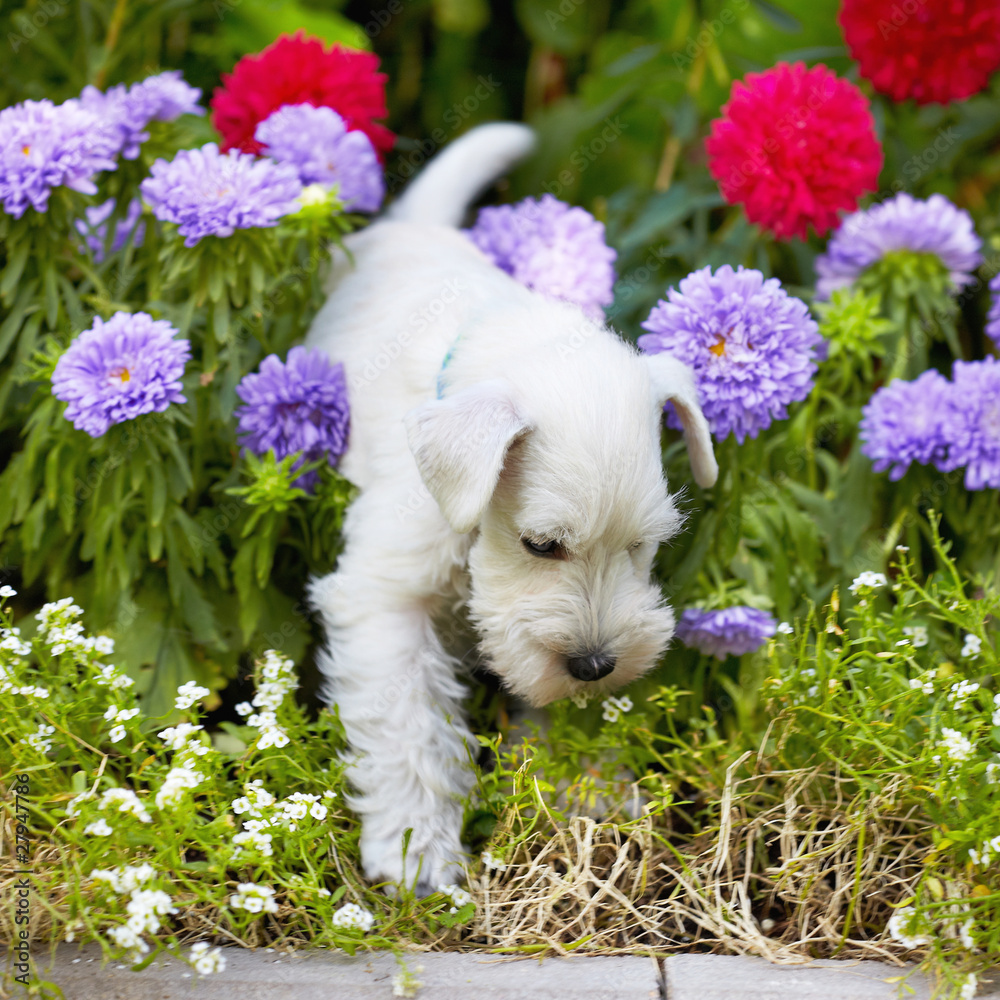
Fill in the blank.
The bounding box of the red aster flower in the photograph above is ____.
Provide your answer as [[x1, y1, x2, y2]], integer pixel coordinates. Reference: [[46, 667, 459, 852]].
[[840, 0, 1000, 105], [705, 62, 882, 241], [210, 32, 393, 159]]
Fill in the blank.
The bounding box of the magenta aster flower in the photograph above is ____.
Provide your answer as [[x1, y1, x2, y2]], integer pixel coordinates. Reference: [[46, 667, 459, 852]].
[[79, 70, 203, 160], [0, 98, 119, 217], [705, 62, 881, 240], [638, 265, 822, 443], [254, 104, 383, 212], [466, 194, 616, 319], [859, 370, 954, 481], [235, 346, 349, 488], [140, 143, 302, 247], [675, 606, 776, 660], [51, 312, 190, 437], [938, 358, 1000, 490], [815, 193, 982, 300], [75, 198, 145, 262]]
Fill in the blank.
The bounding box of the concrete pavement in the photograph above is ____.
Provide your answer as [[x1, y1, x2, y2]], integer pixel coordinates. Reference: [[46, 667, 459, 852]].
[[7, 943, 1000, 999]]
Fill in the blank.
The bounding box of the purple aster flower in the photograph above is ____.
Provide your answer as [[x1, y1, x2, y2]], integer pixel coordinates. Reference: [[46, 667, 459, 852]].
[[79, 71, 203, 160], [254, 104, 384, 212], [466, 194, 617, 319], [51, 312, 190, 437], [235, 346, 350, 489], [0, 99, 119, 218], [638, 265, 822, 443], [985, 272, 1000, 348], [140, 143, 302, 247], [815, 193, 982, 300], [675, 606, 777, 660], [75, 197, 145, 262], [859, 370, 954, 480], [937, 357, 1000, 490]]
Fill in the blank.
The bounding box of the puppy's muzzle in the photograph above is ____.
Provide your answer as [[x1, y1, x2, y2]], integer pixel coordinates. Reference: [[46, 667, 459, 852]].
[[567, 652, 616, 682]]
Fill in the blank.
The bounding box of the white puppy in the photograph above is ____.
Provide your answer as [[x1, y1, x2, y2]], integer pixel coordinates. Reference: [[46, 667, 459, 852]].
[[305, 124, 717, 893]]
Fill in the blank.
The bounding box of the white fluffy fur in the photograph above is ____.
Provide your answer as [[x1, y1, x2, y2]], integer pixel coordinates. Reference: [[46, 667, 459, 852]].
[[305, 124, 717, 893]]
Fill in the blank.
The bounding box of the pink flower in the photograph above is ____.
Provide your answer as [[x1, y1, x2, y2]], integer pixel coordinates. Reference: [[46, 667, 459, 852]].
[[705, 62, 882, 240]]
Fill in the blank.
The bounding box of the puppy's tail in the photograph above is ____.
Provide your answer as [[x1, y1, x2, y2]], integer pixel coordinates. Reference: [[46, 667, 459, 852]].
[[386, 122, 536, 228]]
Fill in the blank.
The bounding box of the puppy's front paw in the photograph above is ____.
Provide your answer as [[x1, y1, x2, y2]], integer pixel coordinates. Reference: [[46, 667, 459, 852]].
[[361, 824, 467, 896]]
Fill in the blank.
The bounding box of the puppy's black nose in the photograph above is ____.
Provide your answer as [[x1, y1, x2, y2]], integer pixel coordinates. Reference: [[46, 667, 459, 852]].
[[567, 652, 616, 682]]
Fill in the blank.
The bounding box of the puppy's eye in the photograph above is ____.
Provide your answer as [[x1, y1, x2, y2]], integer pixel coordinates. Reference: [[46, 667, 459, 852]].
[[629, 540, 642, 552], [522, 537, 560, 558]]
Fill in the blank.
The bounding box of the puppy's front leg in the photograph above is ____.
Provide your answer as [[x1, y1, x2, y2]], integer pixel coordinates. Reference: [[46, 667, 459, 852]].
[[310, 564, 474, 894]]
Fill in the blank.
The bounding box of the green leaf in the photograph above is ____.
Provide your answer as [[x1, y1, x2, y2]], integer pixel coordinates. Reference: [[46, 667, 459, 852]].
[[0, 280, 39, 363], [0, 239, 31, 301], [42, 262, 59, 329]]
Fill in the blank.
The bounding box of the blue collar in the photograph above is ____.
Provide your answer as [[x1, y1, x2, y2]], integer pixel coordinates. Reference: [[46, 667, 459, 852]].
[[435, 333, 464, 400]]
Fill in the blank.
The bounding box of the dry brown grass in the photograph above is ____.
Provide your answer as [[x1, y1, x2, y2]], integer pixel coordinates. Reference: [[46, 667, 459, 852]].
[[459, 764, 928, 963]]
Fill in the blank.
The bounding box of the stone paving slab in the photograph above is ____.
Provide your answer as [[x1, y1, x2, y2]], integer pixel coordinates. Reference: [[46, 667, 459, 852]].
[[664, 955, 1000, 1000], [10, 945, 1000, 1000], [8, 944, 662, 999]]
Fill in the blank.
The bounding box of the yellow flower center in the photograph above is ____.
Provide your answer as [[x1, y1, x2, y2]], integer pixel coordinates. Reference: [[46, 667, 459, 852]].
[[710, 339, 726, 357], [22, 145, 30, 155], [109, 367, 131, 383]]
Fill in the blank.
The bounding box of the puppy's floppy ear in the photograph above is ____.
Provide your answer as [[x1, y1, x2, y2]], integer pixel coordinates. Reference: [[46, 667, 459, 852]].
[[643, 352, 718, 488], [404, 380, 531, 533]]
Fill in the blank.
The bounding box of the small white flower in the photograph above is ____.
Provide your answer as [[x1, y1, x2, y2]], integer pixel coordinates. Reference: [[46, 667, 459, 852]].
[[235, 701, 253, 717], [960, 973, 977, 1000], [932, 727, 974, 765], [600, 694, 632, 723], [229, 882, 278, 915], [776, 622, 794, 635], [987, 760, 1000, 784], [157, 722, 204, 750], [85, 818, 113, 836], [961, 634, 982, 659], [23, 724, 56, 752], [849, 571, 887, 595], [392, 969, 423, 998], [91, 864, 155, 894], [903, 625, 929, 648], [94, 635, 115, 655], [256, 727, 290, 750], [317, 888, 331, 897], [175, 681, 211, 711], [959, 918, 976, 951], [331, 902, 375, 932], [481, 851, 507, 872], [99, 787, 153, 823], [0, 585, 17, 597], [232, 830, 273, 858], [63, 918, 84, 942], [190, 942, 226, 975], [155, 766, 203, 809], [569, 691, 590, 709], [108, 725, 127, 743], [886, 905, 931, 949], [947, 679, 980, 709], [107, 922, 149, 955], [437, 883, 472, 914]]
